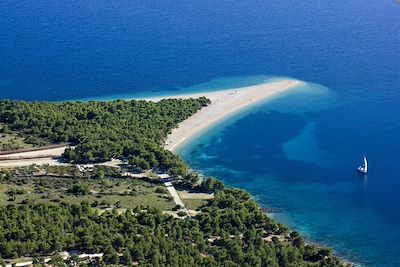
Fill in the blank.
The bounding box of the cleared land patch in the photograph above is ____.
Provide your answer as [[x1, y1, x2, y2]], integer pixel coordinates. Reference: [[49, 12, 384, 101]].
[[0, 133, 33, 151], [177, 190, 214, 211], [0, 165, 175, 211]]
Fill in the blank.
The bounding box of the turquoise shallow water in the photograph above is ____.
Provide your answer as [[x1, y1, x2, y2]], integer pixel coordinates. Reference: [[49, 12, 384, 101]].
[[178, 78, 400, 267], [1, 0, 399, 265]]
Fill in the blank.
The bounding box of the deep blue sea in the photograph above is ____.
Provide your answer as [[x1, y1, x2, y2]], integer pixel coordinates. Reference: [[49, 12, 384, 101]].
[[1, 1, 399, 266]]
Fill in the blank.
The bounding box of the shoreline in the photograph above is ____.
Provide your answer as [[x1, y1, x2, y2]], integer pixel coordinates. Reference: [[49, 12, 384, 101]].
[[152, 79, 302, 152], [0, 79, 301, 167], [0, 79, 351, 265]]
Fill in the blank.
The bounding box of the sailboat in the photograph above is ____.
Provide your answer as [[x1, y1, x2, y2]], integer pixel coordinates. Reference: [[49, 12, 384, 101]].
[[358, 156, 368, 174]]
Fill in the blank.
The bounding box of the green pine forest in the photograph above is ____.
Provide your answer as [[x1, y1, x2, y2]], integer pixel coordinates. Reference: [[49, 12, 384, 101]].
[[0, 98, 210, 177], [0, 99, 346, 266]]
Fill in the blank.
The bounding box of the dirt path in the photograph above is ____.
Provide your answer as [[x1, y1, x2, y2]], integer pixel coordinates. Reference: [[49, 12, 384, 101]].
[[0, 146, 68, 160], [0, 146, 69, 167]]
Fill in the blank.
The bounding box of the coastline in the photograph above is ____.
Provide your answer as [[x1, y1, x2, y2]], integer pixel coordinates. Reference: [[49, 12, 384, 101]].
[[149, 79, 302, 152], [0, 79, 350, 265], [0, 79, 301, 168], [152, 79, 353, 265]]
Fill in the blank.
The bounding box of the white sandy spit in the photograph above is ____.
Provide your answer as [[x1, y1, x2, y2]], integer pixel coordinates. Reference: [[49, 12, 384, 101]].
[[151, 79, 302, 152], [0, 79, 301, 167]]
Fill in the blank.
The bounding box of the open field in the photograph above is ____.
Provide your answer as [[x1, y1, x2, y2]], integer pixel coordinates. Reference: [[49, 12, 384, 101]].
[[177, 189, 214, 210], [181, 198, 209, 210], [0, 133, 32, 151], [0, 166, 175, 211]]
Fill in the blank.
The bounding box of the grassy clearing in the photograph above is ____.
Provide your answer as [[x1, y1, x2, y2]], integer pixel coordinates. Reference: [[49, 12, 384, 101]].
[[0, 133, 32, 151], [0, 166, 175, 211], [182, 198, 209, 211], [176, 189, 214, 211]]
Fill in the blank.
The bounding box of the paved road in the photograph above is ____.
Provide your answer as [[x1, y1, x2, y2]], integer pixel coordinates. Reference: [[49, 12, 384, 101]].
[[164, 181, 186, 209]]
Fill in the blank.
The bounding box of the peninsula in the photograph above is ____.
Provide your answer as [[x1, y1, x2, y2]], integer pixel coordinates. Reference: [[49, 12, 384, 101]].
[[151, 79, 301, 151], [0, 80, 346, 267], [0, 79, 301, 168]]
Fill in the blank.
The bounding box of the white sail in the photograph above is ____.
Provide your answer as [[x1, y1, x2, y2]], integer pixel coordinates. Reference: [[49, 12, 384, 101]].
[[358, 156, 368, 174], [364, 156, 368, 172]]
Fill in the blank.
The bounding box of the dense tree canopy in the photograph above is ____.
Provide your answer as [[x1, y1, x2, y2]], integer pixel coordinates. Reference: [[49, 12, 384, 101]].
[[0, 98, 210, 176], [201, 177, 225, 192], [0, 189, 345, 266], [0, 99, 346, 266]]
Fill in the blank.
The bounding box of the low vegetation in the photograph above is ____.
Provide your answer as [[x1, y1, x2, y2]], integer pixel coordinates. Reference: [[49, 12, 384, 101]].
[[0, 131, 33, 151], [0, 166, 175, 211]]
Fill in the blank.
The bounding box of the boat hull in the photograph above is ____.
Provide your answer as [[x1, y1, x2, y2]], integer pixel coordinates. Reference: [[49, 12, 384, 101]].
[[358, 166, 367, 174]]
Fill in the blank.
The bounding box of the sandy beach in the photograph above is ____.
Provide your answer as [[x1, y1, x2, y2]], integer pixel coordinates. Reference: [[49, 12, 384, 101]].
[[157, 79, 302, 152], [0, 79, 300, 167]]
